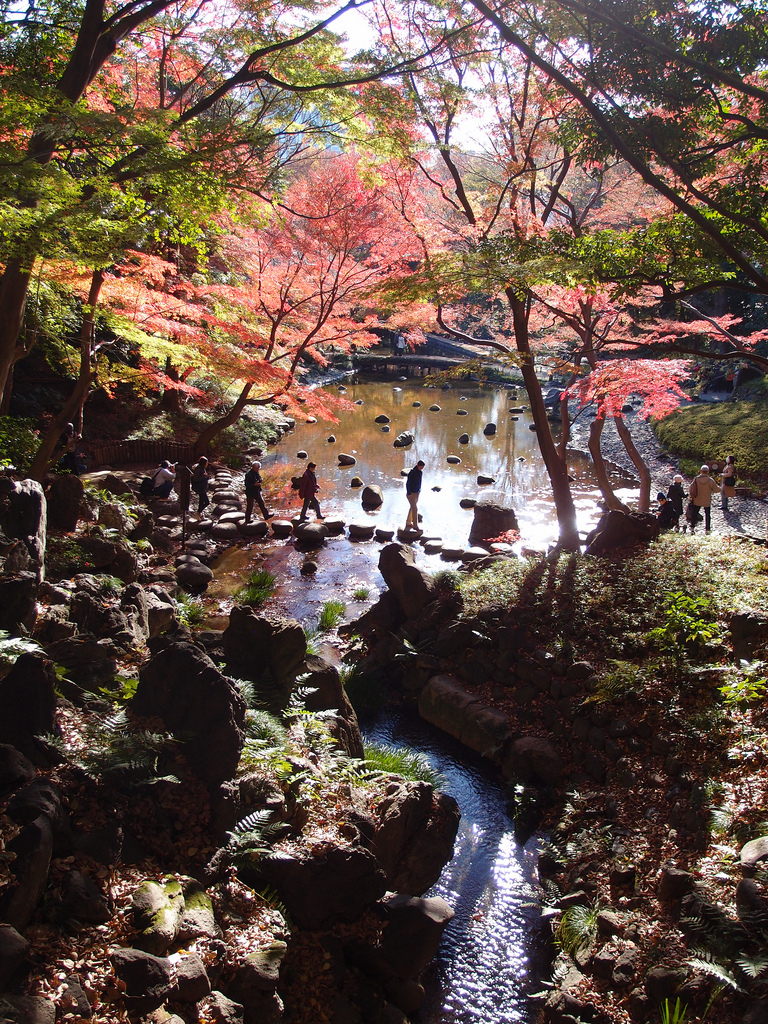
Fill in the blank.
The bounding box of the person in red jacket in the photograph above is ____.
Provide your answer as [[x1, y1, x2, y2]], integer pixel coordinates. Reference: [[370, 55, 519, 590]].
[[298, 462, 323, 521]]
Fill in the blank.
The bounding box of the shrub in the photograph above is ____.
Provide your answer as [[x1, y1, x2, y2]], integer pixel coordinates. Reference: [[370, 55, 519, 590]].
[[363, 741, 444, 787], [0, 416, 39, 473]]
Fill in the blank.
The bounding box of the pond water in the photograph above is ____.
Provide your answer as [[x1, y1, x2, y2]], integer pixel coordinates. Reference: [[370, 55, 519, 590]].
[[209, 374, 636, 626], [364, 707, 547, 1024]]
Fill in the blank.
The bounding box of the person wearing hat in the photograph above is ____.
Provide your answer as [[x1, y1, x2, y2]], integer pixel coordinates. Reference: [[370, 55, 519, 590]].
[[244, 461, 272, 522], [666, 474, 685, 525], [688, 464, 719, 533]]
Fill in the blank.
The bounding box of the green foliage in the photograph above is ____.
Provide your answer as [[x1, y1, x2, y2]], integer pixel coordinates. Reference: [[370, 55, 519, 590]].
[[99, 677, 140, 706], [363, 741, 443, 788], [352, 586, 370, 601], [64, 711, 179, 790], [225, 810, 285, 867], [175, 592, 206, 627], [0, 416, 38, 472], [654, 399, 768, 487], [317, 599, 346, 632], [659, 997, 688, 1024], [244, 709, 287, 746], [719, 665, 768, 708], [582, 660, 645, 705], [432, 568, 462, 593], [235, 569, 277, 608], [646, 592, 724, 665], [0, 631, 44, 676], [554, 903, 600, 955]]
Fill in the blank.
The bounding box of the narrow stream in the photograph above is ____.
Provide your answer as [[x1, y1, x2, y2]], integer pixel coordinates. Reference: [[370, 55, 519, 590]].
[[364, 708, 546, 1024]]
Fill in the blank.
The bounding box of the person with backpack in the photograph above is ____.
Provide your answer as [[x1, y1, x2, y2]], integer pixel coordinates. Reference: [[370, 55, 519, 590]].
[[720, 455, 737, 511], [298, 462, 323, 521], [688, 464, 719, 533], [244, 461, 272, 522], [143, 460, 176, 499], [190, 456, 211, 513]]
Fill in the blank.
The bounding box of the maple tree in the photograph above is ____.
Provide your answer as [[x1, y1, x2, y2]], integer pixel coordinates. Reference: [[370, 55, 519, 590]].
[[0, 0, 460, 406]]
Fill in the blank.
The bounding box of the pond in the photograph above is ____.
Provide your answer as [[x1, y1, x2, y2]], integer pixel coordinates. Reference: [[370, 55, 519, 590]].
[[208, 374, 636, 627]]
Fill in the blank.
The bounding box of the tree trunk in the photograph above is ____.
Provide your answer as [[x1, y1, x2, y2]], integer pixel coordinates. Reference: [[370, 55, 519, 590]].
[[508, 290, 580, 551], [588, 415, 630, 512], [193, 382, 253, 456], [28, 270, 105, 482], [0, 261, 34, 401], [614, 414, 652, 511], [161, 356, 181, 412]]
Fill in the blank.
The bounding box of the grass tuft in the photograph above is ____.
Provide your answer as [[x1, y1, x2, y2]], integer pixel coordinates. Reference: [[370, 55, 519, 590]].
[[363, 741, 444, 787], [236, 569, 277, 608]]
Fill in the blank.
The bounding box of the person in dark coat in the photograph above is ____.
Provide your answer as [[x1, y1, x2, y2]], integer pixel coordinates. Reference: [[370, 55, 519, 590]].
[[405, 460, 425, 530], [666, 474, 685, 523], [656, 492, 678, 531], [190, 456, 210, 513], [298, 462, 323, 520], [244, 461, 271, 522]]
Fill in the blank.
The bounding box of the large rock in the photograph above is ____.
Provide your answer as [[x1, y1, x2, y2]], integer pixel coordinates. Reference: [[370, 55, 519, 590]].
[[418, 674, 511, 761], [132, 877, 185, 954], [223, 606, 307, 695], [502, 736, 563, 786], [371, 780, 460, 895], [0, 923, 29, 988], [302, 654, 364, 758], [0, 478, 46, 582], [176, 559, 214, 588], [585, 510, 660, 555], [0, 744, 36, 799], [362, 485, 384, 509], [2, 814, 53, 931], [44, 474, 84, 532], [393, 432, 414, 448], [0, 573, 38, 634], [0, 655, 58, 759], [110, 947, 175, 1012], [133, 643, 246, 786], [45, 636, 119, 691], [378, 544, 436, 619], [242, 846, 386, 930], [145, 587, 177, 637], [468, 501, 518, 545], [294, 521, 329, 547], [338, 453, 357, 466]]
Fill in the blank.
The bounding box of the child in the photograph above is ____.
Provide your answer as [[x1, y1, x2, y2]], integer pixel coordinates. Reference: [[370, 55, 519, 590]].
[[656, 491, 678, 531]]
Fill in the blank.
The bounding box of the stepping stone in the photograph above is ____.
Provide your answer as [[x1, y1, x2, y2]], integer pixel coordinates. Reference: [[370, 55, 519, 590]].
[[509, 407, 526, 413], [351, 477, 364, 487], [271, 519, 294, 538], [239, 521, 269, 537], [459, 498, 477, 509], [338, 453, 357, 466], [323, 519, 345, 535], [375, 528, 395, 541], [297, 450, 308, 459], [429, 405, 441, 412], [483, 423, 497, 436], [462, 546, 489, 560], [456, 409, 468, 415], [348, 523, 376, 539], [301, 560, 318, 575], [382, 426, 391, 432], [211, 522, 239, 541], [447, 456, 461, 465], [294, 522, 329, 546], [218, 511, 245, 524], [458, 433, 470, 444], [397, 527, 423, 542], [327, 435, 336, 443], [440, 547, 464, 561], [490, 542, 516, 555], [354, 400, 363, 405], [374, 414, 391, 424], [477, 474, 496, 485], [423, 540, 443, 554], [412, 401, 421, 407]]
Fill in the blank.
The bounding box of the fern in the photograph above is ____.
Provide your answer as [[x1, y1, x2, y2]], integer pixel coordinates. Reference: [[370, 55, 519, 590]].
[[735, 953, 768, 979], [226, 809, 285, 866], [554, 903, 599, 955], [687, 955, 745, 994]]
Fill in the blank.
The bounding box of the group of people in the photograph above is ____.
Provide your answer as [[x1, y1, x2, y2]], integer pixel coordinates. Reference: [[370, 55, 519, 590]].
[[142, 456, 273, 523], [656, 456, 737, 533]]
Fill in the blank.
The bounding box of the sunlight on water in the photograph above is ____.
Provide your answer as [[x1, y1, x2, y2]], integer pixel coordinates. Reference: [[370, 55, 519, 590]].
[[365, 712, 545, 1024]]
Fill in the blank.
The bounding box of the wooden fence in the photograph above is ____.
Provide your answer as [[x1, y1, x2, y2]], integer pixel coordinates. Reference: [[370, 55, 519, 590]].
[[90, 440, 196, 468]]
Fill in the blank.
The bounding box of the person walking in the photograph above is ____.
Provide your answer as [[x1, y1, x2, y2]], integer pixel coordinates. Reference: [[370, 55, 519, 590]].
[[720, 455, 737, 511], [298, 462, 323, 520], [667, 474, 685, 525], [190, 456, 211, 514], [689, 464, 719, 533], [244, 461, 271, 522], [405, 460, 425, 530]]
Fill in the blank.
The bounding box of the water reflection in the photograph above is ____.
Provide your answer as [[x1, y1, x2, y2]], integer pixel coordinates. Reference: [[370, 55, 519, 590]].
[[264, 377, 631, 551], [364, 709, 545, 1024]]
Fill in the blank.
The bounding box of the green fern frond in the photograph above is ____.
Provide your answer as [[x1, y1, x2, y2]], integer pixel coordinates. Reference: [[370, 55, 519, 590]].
[[687, 956, 744, 993], [735, 953, 768, 979]]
